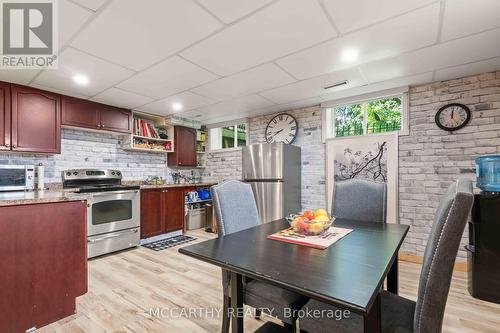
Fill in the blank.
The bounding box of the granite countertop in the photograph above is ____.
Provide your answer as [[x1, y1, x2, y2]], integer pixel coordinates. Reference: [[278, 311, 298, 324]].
[[0, 190, 88, 207], [139, 182, 217, 189], [0, 183, 218, 207]]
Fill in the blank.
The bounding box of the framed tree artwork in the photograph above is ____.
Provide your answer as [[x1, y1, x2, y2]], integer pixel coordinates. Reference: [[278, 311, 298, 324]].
[[326, 132, 399, 224]]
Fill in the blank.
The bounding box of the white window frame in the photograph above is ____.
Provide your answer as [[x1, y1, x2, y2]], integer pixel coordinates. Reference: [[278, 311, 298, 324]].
[[207, 118, 248, 152], [321, 88, 409, 142]]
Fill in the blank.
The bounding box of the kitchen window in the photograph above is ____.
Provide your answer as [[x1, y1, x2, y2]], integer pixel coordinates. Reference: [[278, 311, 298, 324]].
[[208, 122, 247, 151], [322, 89, 409, 140]]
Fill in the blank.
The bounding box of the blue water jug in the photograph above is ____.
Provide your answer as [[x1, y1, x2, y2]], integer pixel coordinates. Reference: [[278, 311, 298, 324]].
[[476, 155, 500, 192]]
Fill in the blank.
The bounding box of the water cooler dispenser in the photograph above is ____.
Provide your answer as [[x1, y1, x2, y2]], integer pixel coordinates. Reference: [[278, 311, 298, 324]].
[[467, 155, 500, 303]]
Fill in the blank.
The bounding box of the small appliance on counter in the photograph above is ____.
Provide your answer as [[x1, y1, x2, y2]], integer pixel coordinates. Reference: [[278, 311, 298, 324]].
[[63, 169, 141, 258], [467, 155, 500, 304], [0, 165, 34, 192]]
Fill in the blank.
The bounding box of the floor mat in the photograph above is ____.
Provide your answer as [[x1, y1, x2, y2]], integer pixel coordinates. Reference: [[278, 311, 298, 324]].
[[142, 235, 196, 251]]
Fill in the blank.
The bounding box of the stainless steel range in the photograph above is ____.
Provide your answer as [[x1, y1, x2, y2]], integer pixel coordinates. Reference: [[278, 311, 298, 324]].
[[63, 169, 140, 258]]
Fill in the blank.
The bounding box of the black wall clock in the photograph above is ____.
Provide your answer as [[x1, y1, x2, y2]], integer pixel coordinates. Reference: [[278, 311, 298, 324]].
[[265, 113, 298, 144], [435, 103, 471, 132]]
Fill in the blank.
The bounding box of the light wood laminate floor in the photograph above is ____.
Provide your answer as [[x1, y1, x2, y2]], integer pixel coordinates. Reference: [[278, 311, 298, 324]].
[[37, 230, 500, 333]]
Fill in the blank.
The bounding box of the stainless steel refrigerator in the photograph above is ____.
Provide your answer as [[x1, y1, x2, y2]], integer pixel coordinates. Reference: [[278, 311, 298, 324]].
[[242, 143, 301, 223]]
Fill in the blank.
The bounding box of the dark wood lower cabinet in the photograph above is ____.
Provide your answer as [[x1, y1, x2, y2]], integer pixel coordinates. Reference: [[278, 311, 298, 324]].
[[140, 189, 164, 238], [140, 188, 187, 239], [164, 188, 185, 232], [0, 201, 87, 333]]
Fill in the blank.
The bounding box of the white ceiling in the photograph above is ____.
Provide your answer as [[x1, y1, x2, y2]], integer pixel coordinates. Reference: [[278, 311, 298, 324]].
[[5, 0, 500, 124]]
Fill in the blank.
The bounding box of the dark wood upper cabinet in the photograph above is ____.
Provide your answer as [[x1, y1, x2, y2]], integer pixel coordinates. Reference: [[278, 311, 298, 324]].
[[61, 96, 99, 129], [0, 82, 11, 151], [98, 104, 131, 133], [62, 97, 131, 134], [168, 126, 197, 167], [140, 189, 165, 239], [11, 85, 61, 154]]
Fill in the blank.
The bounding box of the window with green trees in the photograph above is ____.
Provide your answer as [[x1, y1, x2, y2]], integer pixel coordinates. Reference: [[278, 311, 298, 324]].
[[331, 96, 402, 137], [209, 123, 247, 150]]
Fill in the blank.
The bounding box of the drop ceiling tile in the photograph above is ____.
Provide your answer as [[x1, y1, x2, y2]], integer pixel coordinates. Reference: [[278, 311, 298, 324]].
[[71, 0, 222, 71], [91, 88, 154, 108], [441, 0, 500, 41], [34, 48, 134, 97], [192, 63, 296, 100], [321, 0, 436, 33], [256, 97, 324, 114], [29, 83, 90, 99], [0, 70, 40, 85], [70, 0, 108, 11], [360, 27, 500, 83], [140, 92, 216, 115], [181, 0, 336, 76], [195, 94, 275, 116], [60, 0, 92, 48], [117, 56, 219, 99], [259, 68, 366, 104], [197, 0, 275, 24], [435, 57, 500, 82], [276, 4, 439, 80], [321, 72, 433, 102]]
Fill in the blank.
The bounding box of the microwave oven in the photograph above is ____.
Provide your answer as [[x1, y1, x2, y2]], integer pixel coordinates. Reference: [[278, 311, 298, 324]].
[[0, 165, 35, 191]]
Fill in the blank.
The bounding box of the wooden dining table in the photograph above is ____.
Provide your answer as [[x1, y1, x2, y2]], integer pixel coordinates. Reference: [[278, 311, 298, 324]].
[[179, 218, 409, 333]]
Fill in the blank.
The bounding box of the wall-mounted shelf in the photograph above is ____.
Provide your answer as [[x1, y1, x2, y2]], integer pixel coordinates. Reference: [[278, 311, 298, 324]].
[[122, 147, 170, 154], [121, 111, 175, 153], [133, 135, 170, 142]]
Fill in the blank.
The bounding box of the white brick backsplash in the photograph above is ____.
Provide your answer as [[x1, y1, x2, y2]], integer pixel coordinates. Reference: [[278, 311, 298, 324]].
[[1, 129, 171, 183]]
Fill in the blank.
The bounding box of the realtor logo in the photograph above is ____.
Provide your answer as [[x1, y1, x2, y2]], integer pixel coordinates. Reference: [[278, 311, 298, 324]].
[[1, 0, 58, 68]]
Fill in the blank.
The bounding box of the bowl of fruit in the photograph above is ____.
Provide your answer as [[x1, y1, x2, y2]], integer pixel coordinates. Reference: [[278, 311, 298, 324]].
[[286, 209, 335, 236]]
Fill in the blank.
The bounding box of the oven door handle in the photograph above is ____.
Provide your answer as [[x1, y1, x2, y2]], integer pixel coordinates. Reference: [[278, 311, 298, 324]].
[[91, 190, 139, 197], [88, 228, 139, 243]]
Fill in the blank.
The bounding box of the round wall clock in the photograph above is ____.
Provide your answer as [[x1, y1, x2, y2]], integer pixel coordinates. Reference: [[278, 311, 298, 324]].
[[435, 103, 471, 132], [265, 113, 298, 144]]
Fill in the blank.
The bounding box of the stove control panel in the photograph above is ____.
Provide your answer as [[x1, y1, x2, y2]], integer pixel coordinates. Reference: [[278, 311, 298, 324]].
[[63, 169, 122, 181]]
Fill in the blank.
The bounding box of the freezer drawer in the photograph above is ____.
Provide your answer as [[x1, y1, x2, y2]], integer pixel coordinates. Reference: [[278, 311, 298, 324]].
[[249, 181, 284, 223], [243, 143, 285, 180]]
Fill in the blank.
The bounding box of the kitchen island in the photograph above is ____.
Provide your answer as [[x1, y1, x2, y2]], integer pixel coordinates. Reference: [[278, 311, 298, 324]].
[[0, 199, 87, 333]]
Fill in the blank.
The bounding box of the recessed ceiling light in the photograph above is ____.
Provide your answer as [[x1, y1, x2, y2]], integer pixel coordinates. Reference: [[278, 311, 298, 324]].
[[172, 102, 183, 111], [341, 48, 359, 63], [73, 74, 89, 85]]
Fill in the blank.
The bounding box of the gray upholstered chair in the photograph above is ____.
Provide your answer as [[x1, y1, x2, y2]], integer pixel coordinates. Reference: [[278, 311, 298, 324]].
[[301, 178, 473, 333], [332, 179, 387, 223], [211, 180, 309, 333]]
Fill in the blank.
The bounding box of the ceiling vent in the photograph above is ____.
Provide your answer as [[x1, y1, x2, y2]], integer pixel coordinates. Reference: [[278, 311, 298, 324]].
[[323, 80, 348, 90]]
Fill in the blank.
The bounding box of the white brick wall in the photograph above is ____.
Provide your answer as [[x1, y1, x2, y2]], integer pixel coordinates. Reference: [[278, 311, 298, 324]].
[[399, 71, 500, 260], [204, 148, 243, 182], [0, 128, 169, 183]]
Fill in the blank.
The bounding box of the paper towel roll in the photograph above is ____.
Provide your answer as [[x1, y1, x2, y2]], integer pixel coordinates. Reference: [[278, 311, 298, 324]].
[[37, 165, 45, 190]]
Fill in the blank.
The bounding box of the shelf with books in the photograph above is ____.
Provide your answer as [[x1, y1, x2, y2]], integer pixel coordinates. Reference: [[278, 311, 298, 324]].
[[121, 111, 175, 153]]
